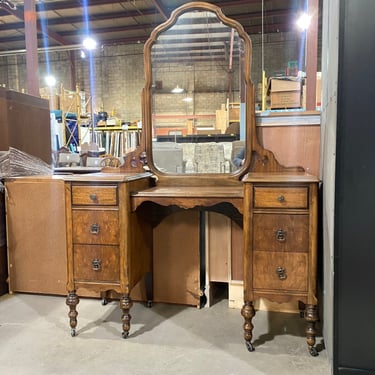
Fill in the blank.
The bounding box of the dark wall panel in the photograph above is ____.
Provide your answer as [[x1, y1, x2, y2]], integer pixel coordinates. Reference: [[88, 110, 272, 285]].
[[334, 0, 375, 373]]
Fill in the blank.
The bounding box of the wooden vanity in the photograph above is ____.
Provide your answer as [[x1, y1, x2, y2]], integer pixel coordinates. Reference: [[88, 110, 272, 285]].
[[60, 1, 321, 356]]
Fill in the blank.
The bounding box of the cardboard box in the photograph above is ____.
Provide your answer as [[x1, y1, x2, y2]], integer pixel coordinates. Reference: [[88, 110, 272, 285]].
[[301, 72, 321, 109], [267, 77, 301, 109]]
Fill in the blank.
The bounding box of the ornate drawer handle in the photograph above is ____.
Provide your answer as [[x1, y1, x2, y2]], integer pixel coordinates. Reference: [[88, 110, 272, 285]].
[[92, 259, 101, 271], [89, 193, 97, 202], [90, 223, 100, 234], [277, 195, 285, 202], [276, 266, 287, 280], [276, 229, 286, 242]]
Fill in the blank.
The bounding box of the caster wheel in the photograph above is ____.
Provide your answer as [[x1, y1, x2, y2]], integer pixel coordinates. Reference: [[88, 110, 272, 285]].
[[309, 346, 319, 357], [245, 341, 255, 352], [101, 298, 108, 306], [70, 328, 76, 337], [122, 331, 129, 339], [146, 300, 153, 308]]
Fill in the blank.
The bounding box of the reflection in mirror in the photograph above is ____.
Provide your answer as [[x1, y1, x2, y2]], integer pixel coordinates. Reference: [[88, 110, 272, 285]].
[[150, 9, 246, 174]]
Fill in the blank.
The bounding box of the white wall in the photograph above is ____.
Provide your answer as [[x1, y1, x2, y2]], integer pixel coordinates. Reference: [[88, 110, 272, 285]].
[[320, 0, 339, 370]]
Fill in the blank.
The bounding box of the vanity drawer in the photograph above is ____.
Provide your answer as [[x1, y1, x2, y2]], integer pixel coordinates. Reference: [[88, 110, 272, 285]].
[[253, 251, 308, 292], [72, 185, 118, 206], [72, 209, 119, 245], [253, 186, 308, 209], [253, 213, 309, 252], [73, 245, 120, 282]]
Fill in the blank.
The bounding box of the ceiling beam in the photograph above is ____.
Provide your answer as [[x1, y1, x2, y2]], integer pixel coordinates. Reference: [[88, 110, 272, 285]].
[[3, 4, 71, 46], [150, 0, 169, 20]]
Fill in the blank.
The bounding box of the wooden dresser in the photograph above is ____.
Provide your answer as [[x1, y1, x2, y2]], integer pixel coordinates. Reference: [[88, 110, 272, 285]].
[[241, 173, 320, 355], [64, 173, 152, 338]]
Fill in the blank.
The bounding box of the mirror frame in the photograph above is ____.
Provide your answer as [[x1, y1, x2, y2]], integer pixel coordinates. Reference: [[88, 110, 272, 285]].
[[142, 1, 255, 185]]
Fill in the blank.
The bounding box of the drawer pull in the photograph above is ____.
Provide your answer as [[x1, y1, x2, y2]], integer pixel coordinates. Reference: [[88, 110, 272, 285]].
[[276, 229, 286, 242], [89, 194, 97, 202], [276, 266, 287, 280], [92, 259, 102, 271], [277, 195, 285, 203], [90, 223, 100, 234]]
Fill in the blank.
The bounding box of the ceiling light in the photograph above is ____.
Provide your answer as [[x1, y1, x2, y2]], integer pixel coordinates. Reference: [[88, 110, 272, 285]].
[[82, 37, 97, 50], [45, 75, 56, 87], [297, 13, 311, 31], [171, 85, 184, 94]]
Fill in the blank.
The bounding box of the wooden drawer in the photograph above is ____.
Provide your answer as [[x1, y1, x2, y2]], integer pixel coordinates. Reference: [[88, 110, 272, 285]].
[[253, 251, 308, 292], [72, 209, 119, 245], [253, 186, 308, 209], [253, 213, 309, 252], [72, 185, 118, 206], [73, 245, 120, 282]]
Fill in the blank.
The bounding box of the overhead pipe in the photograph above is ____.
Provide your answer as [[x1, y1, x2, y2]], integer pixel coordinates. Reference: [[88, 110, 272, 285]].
[[227, 28, 234, 104]]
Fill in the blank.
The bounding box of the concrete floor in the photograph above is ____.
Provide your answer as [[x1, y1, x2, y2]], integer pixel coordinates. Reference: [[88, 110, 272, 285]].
[[0, 292, 331, 375]]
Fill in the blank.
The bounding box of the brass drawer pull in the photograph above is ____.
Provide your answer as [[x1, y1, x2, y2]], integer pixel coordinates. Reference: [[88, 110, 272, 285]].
[[276, 266, 287, 280], [277, 195, 285, 203], [90, 223, 100, 234], [276, 229, 286, 242], [89, 193, 97, 202], [92, 259, 102, 271]]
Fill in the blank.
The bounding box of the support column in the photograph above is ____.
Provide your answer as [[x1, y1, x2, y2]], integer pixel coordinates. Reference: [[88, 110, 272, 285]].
[[24, 0, 39, 96], [305, 0, 319, 110]]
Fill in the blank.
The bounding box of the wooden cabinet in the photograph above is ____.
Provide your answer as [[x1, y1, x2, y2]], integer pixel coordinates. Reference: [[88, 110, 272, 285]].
[[242, 173, 319, 356], [64, 173, 152, 338], [0, 87, 51, 164]]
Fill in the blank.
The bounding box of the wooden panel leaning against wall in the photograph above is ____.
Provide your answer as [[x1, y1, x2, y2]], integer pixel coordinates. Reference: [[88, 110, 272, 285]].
[[5, 177, 68, 295]]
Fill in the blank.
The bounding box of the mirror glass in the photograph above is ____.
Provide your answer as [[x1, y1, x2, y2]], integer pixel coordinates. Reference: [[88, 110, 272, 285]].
[[149, 9, 247, 174]]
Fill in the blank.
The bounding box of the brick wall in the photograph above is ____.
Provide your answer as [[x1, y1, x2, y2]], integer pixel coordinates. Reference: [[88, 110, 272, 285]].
[[0, 31, 321, 123]]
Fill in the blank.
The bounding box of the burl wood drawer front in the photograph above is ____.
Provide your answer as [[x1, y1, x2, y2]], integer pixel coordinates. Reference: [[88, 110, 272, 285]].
[[253, 251, 308, 292], [72, 210, 119, 245], [253, 186, 308, 209], [253, 214, 309, 252], [72, 185, 118, 206], [73, 245, 120, 282]]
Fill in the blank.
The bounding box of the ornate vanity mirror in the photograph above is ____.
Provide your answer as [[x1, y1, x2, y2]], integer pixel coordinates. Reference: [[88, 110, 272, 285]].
[[143, 2, 255, 184]]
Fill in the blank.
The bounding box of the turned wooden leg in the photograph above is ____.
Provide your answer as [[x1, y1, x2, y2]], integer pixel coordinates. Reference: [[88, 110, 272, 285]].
[[241, 301, 255, 352], [305, 304, 319, 356], [120, 294, 133, 338], [66, 291, 79, 337]]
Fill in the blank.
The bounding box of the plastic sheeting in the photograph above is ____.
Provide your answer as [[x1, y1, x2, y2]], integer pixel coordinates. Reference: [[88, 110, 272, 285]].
[[0, 147, 52, 182]]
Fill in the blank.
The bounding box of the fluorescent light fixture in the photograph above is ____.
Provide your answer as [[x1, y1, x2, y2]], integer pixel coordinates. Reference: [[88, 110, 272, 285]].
[[82, 37, 97, 50], [297, 13, 311, 30], [183, 97, 193, 102], [45, 75, 56, 87], [171, 85, 184, 94]]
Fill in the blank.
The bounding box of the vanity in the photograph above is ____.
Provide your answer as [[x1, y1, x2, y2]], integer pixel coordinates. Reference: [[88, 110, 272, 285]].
[[64, 1, 320, 356]]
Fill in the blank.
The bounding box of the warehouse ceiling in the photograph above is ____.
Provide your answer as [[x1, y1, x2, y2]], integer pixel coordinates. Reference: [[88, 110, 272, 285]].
[[0, 0, 321, 54]]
